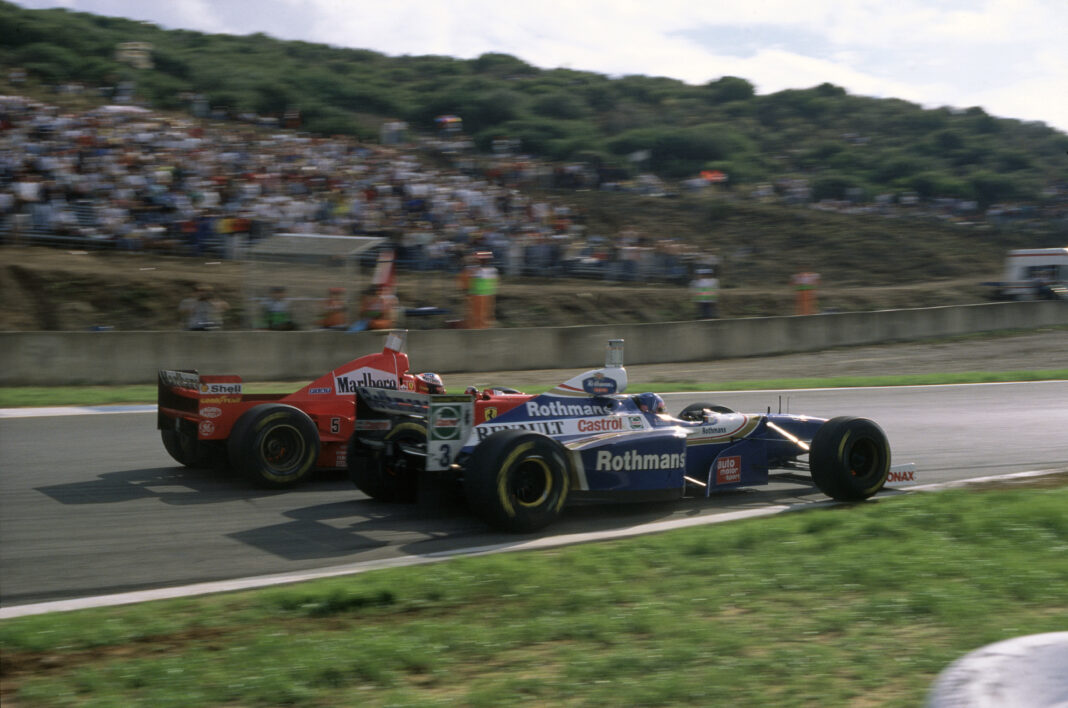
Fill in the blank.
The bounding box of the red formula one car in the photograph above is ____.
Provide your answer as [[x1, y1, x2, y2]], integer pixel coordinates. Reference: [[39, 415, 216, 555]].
[[157, 331, 444, 486]]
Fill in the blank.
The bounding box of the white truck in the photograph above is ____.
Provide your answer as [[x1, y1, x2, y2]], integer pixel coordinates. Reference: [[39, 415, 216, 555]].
[[985, 248, 1068, 301]]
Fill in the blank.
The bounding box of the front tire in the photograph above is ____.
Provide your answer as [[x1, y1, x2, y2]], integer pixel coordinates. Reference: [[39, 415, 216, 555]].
[[809, 416, 890, 501], [464, 430, 570, 532], [228, 404, 319, 487], [348, 419, 425, 502]]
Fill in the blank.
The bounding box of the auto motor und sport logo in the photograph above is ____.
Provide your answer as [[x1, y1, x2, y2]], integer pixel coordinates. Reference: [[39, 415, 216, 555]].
[[715, 455, 742, 484], [431, 406, 462, 440]]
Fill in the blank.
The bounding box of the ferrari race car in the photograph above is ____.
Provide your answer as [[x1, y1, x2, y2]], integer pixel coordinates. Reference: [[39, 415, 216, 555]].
[[349, 339, 913, 532], [157, 330, 444, 486]]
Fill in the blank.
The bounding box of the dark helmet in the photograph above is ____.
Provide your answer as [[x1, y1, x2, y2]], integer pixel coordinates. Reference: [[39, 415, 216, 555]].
[[416, 372, 445, 394], [636, 392, 666, 414]]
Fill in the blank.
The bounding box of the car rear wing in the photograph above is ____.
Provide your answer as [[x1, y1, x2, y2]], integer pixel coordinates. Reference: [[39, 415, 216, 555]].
[[355, 386, 474, 471], [158, 368, 245, 413]]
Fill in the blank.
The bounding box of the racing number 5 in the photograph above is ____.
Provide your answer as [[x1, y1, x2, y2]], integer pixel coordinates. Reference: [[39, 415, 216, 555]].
[[330, 417, 341, 434]]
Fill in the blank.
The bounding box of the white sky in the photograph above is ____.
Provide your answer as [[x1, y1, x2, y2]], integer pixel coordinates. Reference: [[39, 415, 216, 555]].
[[12, 0, 1068, 134]]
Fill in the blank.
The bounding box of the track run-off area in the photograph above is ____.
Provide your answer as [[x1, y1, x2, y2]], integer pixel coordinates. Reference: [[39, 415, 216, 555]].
[[2, 381, 1066, 617]]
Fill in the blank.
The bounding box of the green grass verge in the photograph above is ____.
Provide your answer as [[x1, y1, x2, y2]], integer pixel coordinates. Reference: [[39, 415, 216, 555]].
[[2, 370, 1066, 408], [2, 484, 1066, 706]]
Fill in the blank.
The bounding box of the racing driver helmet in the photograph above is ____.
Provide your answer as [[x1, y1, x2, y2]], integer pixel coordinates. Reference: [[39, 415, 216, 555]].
[[415, 372, 446, 395], [636, 392, 666, 414]]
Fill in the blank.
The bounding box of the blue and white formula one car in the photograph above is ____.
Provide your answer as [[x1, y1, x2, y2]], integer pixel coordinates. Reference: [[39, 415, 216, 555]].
[[348, 340, 913, 532]]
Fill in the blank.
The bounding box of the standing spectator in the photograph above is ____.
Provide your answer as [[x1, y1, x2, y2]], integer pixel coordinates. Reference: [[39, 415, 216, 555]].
[[178, 284, 229, 330], [791, 271, 821, 315], [464, 250, 499, 328], [263, 286, 295, 330], [691, 268, 720, 319]]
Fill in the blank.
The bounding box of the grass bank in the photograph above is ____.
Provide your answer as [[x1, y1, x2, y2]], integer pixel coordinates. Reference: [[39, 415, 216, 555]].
[[2, 369, 1067, 408], [2, 483, 1066, 706]]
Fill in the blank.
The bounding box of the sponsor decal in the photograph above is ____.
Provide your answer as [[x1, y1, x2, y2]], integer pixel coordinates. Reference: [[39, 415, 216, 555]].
[[198, 420, 215, 436], [701, 426, 729, 435], [335, 368, 398, 394], [354, 419, 390, 431], [595, 449, 685, 472], [525, 400, 613, 418], [199, 395, 241, 404], [888, 469, 915, 483], [476, 420, 566, 441], [199, 406, 222, 419], [335, 449, 347, 467], [582, 372, 618, 395], [160, 370, 199, 389], [309, 387, 332, 395], [484, 407, 498, 420], [715, 456, 741, 484], [199, 382, 242, 395], [629, 415, 644, 430], [577, 417, 624, 433], [431, 406, 462, 440]]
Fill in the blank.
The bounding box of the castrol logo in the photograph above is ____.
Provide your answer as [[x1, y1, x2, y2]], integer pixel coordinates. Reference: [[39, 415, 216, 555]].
[[577, 417, 623, 433]]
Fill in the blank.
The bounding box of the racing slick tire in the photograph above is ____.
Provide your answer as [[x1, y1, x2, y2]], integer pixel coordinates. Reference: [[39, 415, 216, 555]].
[[808, 416, 890, 501], [464, 430, 570, 533], [348, 419, 424, 503], [228, 404, 320, 488], [678, 402, 734, 421]]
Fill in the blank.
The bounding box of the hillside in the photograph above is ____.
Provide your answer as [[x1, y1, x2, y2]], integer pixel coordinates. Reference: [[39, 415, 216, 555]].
[[2, 0, 1067, 210]]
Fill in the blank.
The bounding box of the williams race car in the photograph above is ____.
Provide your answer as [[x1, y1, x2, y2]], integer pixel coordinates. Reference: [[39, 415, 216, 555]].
[[349, 339, 912, 532], [157, 331, 444, 486]]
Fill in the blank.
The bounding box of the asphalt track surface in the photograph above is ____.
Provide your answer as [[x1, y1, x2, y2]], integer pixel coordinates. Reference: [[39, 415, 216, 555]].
[[1, 382, 1066, 609]]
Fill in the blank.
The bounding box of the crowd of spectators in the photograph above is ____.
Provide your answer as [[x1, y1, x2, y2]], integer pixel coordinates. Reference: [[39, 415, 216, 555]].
[[4, 93, 1062, 293], [0, 95, 710, 284]]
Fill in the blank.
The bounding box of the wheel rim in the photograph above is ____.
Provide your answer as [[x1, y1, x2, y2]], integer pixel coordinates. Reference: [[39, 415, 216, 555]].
[[848, 437, 880, 479], [512, 458, 552, 507], [259, 424, 306, 475]]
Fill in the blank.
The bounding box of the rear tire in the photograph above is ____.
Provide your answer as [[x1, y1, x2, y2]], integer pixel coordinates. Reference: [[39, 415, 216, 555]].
[[464, 430, 570, 532], [228, 404, 319, 487], [809, 416, 890, 501], [678, 402, 734, 421], [349, 419, 425, 502]]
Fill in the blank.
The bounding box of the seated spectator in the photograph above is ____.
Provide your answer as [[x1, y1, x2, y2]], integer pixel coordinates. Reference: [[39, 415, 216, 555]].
[[349, 284, 398, 331], [318, 287, 348, 329]]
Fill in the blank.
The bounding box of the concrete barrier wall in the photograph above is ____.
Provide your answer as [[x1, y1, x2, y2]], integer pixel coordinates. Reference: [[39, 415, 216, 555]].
[[2, 301, 1065, 386]]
